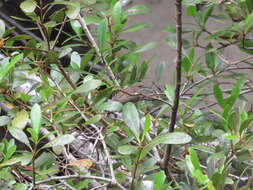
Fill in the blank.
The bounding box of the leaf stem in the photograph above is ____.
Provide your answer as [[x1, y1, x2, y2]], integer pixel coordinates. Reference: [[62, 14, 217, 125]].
[[130, 148, 143, 189]]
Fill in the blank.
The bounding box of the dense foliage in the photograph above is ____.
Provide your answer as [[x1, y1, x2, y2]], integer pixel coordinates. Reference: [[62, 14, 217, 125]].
[[0, 0, 253, 189]]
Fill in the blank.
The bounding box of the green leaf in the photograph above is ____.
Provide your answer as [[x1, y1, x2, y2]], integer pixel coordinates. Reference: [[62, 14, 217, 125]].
[[139, 60, 149, 80], [19, 152, 33, 165], [122, 103, 140, 139], [154, 171, 166, 190], [0, 116, 10, 126], [188, 148, 201, 171], [240, 116, 253, 133], [4, 142, 16, 161], [112, 1, 122, 27], [20, 0, 37, 13], [185, 148, 212, 186], [182, 56, 191, 73], [0, 53, 23, 81], [85, 114, 102, 125], [152, 132, 192, 145], [140, 132, 191, 159], [66, 2, 80, 19], [165, 84, 174, 103], [84, 15, 101, 25], [70, 20, 82, 36], [205, 44, 215, 70], [70, 51, 81, 69], [213, 84, 225, 109], [97, 19, 108, 50], [0, 156, 24, 168], [0, 19, 5, 39], [243, 13, 253, 34], [31, 104, 41, 136], [134, 42, 157, 53], [125, 5, 151, 15], [246, 0, 253, 12], [8, 127, 30, 147], [227, 77, 246, 108], [141, 114, 151, 142], [95, 100, 122, 112], [42, 134, 75, 149], [123, 22, 152, 33], [75, 79, 102, 94], [186, 5, 197, 17], [13, 184, 28, 190], [118, 145, 138, 155], [155, 61, 166, 81], [12, 110, 29, 130], [200, 6, 213, 27], [49, 9, 65, 22], [83, 0, 96, 5]]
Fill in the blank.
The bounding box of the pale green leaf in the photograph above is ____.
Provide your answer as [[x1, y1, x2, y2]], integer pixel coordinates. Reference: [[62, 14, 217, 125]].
[[122, 103, 140, 139], [70, 51, 81, 69], [75, 79, 102, 94], [42, 134, 75, 149], [12, 110, 29, 130], [97, 19, 108, 50], [8, 127, 30, 147], [66, 2, 80, 19], [118, 145, 138, 155], [0, 19, 5, 38], [126, 5, 151, 15], [123, 22, 152, 33], [31, 104, 41, 136], [112, 1, 122, 26], [0, 53, 23, 81], [20, 0, 37, 13], [134, 42, 157, 53], [0, 116, 10, 126]]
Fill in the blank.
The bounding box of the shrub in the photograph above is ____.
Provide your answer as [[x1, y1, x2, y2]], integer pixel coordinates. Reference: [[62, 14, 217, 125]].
[[0, 0, 253, 189]]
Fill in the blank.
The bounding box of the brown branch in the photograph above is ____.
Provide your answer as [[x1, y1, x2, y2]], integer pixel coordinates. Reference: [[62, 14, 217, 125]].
[[52, 16, 68, 50], [56, 61, 76, 89], [118, 89, 172, 107], [161, 0, 183, 182]]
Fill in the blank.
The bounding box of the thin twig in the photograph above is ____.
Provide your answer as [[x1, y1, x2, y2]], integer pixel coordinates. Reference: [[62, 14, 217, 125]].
[[2, 46, 48, 53], [56, 61, 76, 89], [130, 149, 143, 189], [52, 77, 118, 185], [0, 11, 43, 43], [76, 14, 120, 87], [119, 89, 172, 107], [36, 174, 127, 190], [52, 16, 68, 50], [161, 0, 183, 182]]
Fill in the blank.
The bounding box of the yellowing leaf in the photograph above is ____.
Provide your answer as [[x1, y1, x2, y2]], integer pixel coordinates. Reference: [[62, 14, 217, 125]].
[[0, 37, 9, 47], [2, 101, 15, 110], [12, 110, 29, 130], [184, 123, 194, 128], [0, 39, 4, 47], [68, 159, 93, 168]]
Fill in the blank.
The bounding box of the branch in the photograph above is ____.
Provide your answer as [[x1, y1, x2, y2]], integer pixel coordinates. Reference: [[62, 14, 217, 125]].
[[2, 46, 48, 53], [76, 14, 120, 87], [35, 174, 127, 190], [161, 0, 183, 182], [51, 77, 118, 186]]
